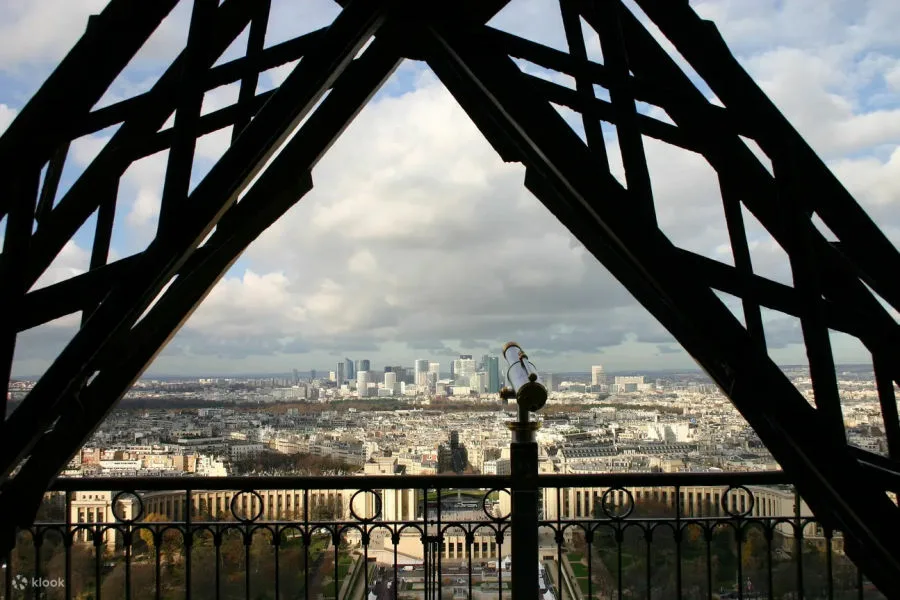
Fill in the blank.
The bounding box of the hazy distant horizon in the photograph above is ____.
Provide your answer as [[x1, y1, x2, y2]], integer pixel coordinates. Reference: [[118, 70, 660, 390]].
[[9, 363, 877, 382]]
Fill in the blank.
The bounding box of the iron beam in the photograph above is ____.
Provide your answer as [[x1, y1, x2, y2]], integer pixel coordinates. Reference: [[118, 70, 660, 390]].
[[0, 0, 389, 482], [423, 20, 900, 595]]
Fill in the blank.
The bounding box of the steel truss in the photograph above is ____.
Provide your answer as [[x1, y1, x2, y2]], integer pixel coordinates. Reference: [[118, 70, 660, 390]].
[[1, 0, 898, 592]]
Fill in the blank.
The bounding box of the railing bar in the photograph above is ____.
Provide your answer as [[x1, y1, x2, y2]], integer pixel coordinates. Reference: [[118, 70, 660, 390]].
[[155, 540, 161, 600], [393, 529, 398, 600], [185, 489, 192, 600], [333, 525, 340, 600], [795, 490, 804, 600], [467, 528, 473, 600], [304, 489, 310, 600], [95, 529, 102, 600], [125, 524, 132, 600], [675, 485, 683, 599], [617, 524, 623, 600], [245, 529, 251, 600], [65, 491, 73, 600], [498, 532, 503, 600], [706, 525, 713, 600], [826, 530, 834, 600], [557, 487, 563, 600], [437, 487, 442, 600], [766, 523, 774, 600], [646, 526, 652, 600], [422, 487, 428, 600], [587, 528, 594, 600], [215, 534, 221, 600], [736, 520, 744, 600], [364, 526, 370, 594], [274, 526, 280, 600], [45, 472, 790, 492]]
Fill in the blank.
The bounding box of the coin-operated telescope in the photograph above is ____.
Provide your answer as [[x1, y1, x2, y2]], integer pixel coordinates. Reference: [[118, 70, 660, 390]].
[[499, 341, 548, 414]]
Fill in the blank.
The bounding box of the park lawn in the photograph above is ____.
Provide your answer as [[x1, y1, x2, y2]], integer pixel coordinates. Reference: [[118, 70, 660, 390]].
[[567, 552, 584, 563], [570, 563, 589, 578]]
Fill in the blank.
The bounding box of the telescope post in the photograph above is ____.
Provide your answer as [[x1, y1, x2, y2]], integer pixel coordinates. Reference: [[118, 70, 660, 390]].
[[508, 405, 541, 599]]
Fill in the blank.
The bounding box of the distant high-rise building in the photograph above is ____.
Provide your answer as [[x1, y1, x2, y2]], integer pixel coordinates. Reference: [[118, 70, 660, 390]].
[[292, 369, 299, 384], [384, 372, 397, 387], [359, 359, 370, 372], [336, 362, 345, 385], [591, 365, 606, 386], [483, 356, 501, 393], [357, 371, 370, 398], [414, 359, 430, 387], [345, 358, 354, 381], [428, 362, 440, 377], [453, 355, 476, 382], [310, 369, 317, 381]]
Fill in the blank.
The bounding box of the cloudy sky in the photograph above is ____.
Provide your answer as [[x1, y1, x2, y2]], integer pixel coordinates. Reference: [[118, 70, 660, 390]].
[[3, 0, 899, 377]]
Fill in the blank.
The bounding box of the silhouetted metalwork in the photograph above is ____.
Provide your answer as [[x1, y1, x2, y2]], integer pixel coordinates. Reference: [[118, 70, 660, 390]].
[[6, 472, 880, 599], [1, 0, 899, 595]]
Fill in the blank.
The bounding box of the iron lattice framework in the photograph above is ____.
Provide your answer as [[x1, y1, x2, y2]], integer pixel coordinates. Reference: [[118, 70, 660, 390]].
[[1, 0, 899, 592]]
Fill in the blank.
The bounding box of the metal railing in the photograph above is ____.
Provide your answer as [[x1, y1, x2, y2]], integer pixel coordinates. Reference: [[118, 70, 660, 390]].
[[4, 472, 885, 600]]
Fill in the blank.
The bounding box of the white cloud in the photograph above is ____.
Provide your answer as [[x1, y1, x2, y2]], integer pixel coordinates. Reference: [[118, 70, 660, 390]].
[[0, 103, 16, 135], [7, 0, 900, 376]]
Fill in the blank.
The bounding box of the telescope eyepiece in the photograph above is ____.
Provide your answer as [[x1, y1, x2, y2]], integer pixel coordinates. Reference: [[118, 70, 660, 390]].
[[501, 342, 547, 412]]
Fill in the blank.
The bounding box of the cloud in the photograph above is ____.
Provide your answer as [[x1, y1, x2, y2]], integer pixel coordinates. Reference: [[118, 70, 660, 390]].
[[0, 103, 16, 135], [6, 0, 900, 376]]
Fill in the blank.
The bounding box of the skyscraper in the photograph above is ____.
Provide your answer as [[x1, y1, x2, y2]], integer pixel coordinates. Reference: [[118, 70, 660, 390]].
[[345, 358, 354, 381], [310, 369, 317, 381], [357, 371, 370, 398], [591, 365, 606, 386], [359, 359, 370, 372], [483, 356, 501, 393], [453, 355, 476, 382], [414, 359, 430, 387], [336, 361, 345, 386]]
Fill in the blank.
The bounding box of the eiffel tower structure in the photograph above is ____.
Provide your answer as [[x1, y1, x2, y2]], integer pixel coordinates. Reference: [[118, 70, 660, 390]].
[[1, 0, 899, 593]]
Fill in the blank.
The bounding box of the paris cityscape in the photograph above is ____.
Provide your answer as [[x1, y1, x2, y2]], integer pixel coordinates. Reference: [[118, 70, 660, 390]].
[[6, 357, 889, 480], [6, 357, 886, 598]]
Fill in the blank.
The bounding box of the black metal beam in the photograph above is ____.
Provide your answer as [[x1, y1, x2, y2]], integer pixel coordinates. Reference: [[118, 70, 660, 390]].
[[3, 34, 404, 532], [558, 0, 608, 165], [0, 0, 179, 219], [421, 19, 900, 596], [631, 0, 900, 314], [0, 0, 389, 483], [77, 28, 322, 137], [22, 0, 260, 295], [581, 0, 656, 225]]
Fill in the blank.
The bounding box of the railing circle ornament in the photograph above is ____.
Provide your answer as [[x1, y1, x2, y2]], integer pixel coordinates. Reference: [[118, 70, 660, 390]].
[[111, 491, 144, 523], [349, 490, 382, 523], [600, 487, 635, 520], [230, 490, 264, 523], [482, 488, 511, 522], [722, 485, 755, 518]]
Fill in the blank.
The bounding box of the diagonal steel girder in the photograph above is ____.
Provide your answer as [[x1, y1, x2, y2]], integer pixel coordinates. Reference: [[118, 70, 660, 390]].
[[0, 36, 405, 535], [0, 0, 390, 483], [419, 17, 900, 596]]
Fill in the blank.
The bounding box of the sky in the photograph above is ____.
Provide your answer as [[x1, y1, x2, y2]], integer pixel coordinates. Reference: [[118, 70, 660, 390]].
[[2, 0, 899, 377]]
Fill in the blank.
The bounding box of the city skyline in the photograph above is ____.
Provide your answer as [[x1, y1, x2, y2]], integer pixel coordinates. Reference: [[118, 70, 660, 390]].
[[3, 1, 899, 378]]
